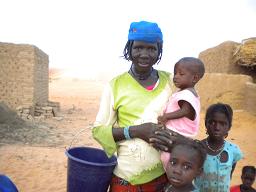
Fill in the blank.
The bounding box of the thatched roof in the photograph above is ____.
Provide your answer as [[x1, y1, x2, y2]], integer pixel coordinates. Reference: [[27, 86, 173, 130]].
[[233, 37, 256, 67]]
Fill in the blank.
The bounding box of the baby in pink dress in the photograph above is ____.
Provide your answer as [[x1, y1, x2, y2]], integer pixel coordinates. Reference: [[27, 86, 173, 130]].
[[157, 57, 205, 169]]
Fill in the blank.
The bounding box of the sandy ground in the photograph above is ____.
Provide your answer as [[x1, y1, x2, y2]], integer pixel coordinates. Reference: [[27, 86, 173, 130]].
[[0, 78, 255, 192]]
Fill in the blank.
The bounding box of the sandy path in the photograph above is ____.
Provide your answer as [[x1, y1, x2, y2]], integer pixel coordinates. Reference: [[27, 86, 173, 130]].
[[0, 78, 255, 191]]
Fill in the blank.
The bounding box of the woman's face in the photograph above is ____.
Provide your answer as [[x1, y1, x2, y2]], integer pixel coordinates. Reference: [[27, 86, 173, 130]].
[[131, 41, 159, 74]]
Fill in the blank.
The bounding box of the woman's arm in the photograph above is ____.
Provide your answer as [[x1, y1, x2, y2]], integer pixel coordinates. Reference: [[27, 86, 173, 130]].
[[93, 84, 164, 156], [92, 84, 118, 157], [113, 123, 164, 142]]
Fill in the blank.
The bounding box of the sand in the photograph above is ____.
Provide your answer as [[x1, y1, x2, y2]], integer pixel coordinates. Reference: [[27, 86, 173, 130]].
[[0, 77, 255, 191]]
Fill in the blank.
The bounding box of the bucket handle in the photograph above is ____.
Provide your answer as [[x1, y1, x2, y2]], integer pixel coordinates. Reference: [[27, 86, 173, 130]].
[[66, 125, 93, 150]]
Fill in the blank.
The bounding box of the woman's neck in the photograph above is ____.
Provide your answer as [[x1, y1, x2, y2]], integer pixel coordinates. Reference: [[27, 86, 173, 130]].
[[129, 64, 153, 80], [128, 65, 158, 88]]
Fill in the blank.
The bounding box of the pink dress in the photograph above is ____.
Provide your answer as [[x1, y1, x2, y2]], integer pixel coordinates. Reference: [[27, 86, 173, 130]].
[[161, 89, 200, 169]]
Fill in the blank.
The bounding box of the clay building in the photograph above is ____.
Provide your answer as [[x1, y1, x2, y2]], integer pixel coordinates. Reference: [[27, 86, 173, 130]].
[[0, 42, 58, 119], [197, 38, 256, 114]]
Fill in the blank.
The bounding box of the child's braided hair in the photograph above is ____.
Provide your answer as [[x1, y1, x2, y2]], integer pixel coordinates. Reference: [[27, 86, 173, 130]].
[[172, 139, 207, 168]]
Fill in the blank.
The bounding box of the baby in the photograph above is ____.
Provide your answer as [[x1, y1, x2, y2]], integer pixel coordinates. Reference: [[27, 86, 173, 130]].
[[158, 57, 205, 169]]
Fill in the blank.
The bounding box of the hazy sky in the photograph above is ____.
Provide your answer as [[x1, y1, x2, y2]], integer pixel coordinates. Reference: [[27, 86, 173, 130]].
[[1, 0, 256, 79]]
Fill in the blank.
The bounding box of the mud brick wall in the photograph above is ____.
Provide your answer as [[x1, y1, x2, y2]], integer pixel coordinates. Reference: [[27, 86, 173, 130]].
[[245, 82, 256, 115], [34, 46, 49, 105], [199, 41, 256, 80], [196, 73, 253, 111], [0, 42, 49, 111]]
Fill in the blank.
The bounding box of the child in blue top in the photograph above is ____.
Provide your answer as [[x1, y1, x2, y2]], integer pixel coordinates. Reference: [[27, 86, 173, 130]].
[[194, 103, 243, 192]]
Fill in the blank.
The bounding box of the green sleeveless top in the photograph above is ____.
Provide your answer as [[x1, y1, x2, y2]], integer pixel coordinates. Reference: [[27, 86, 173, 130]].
[[93, 70, 173, 185]]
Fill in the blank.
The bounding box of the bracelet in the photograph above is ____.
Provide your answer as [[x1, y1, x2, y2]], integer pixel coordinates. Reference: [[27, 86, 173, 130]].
[[124, 126, 131, 140]]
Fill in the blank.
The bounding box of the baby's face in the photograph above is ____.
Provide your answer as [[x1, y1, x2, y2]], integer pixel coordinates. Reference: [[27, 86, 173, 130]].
[[166, 145, 201, 189], [173, 62, 196, 89]]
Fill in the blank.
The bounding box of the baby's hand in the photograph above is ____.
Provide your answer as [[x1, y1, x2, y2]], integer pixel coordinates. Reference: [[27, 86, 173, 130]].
[[157, 115, 168, 125]]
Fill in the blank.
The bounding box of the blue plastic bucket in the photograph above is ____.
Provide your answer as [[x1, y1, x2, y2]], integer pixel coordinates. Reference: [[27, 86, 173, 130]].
[[0, 175, 18, 192], [65, 147, 117, 192]]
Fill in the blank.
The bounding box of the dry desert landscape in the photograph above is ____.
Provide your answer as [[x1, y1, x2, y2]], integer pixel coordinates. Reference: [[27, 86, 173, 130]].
[[0, 76, 256, 192]]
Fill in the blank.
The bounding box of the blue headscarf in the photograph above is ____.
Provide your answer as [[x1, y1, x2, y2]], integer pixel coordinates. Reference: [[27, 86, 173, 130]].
[[128, 21, 163, 43]]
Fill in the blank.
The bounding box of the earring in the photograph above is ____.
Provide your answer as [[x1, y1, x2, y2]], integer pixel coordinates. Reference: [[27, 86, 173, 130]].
[[205, 129, 208, 135]]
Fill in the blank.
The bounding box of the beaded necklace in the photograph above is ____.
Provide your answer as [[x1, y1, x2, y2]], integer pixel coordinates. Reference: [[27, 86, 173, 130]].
[[205, 139, 225, 153], [129, 66, 153, 80]]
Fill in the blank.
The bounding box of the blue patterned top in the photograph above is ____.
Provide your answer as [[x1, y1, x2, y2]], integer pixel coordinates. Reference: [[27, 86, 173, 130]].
[[194, 141, 243, 192]]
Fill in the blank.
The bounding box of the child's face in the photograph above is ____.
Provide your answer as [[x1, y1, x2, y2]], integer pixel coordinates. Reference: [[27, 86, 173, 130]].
[[131, 41, 159, 73], [173, 62, 197, 90], [241, 172, 256, 189], [206, 112, 230, 140], [166, 145, 201, 189]]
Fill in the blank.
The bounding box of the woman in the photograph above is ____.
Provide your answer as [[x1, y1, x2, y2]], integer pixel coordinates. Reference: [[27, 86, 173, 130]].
[[92, 20, 174, 191]]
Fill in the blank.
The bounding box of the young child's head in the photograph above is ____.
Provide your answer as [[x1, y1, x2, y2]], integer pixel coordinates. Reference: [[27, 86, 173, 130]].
[[166, 140, 206, 190], [173, 57, 205, 90], [205, 103, 233, 141], [241, 166, 256, 190]]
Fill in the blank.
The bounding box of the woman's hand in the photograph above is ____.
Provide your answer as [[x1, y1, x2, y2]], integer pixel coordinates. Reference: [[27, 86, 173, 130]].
[[129, 123, 164, 143], [149, 128, 190, 152]]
